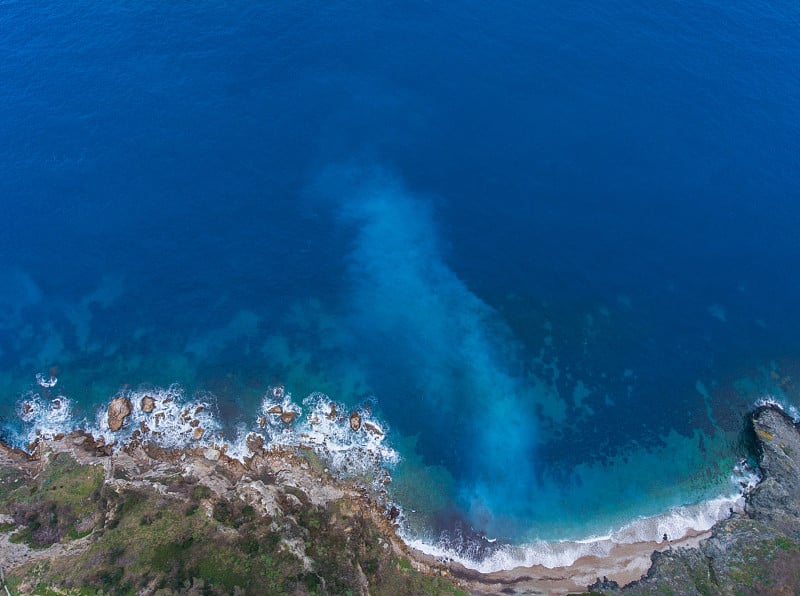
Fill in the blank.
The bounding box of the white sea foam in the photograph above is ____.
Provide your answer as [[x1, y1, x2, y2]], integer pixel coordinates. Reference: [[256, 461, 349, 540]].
[[14, 383, 221, 450], [14, 391, 72, 444], [403, 491, 747, 572], [755, 395, 800, 422], [12, 381, 399, 482], [250, 389, 399, 476], [402, 436, 767, 573], [87, 384, 222, 448], [35, 373, 58, 388]]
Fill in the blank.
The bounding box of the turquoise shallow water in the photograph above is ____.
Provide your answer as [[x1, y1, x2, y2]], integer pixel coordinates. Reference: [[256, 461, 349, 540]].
[[1, 0, 799, 565]]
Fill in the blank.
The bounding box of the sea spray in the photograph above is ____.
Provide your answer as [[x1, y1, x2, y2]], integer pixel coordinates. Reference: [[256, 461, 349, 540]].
[[10, 378, 399, 484], [402, 491, 750, 572], [755, 395, 800, 422]]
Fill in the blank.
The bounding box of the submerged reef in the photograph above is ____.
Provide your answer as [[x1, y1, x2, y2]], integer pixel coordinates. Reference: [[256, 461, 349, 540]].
[[1, 402, 800, 595]]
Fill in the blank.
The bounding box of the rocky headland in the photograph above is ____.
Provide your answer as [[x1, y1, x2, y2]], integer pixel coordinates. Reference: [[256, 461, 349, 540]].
[[587, 404, 800, 596], [1, 402, 800, 595]]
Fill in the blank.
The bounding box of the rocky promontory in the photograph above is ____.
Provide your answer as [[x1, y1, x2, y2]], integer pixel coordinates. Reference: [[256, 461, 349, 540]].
[[0, 429, 464, 595]]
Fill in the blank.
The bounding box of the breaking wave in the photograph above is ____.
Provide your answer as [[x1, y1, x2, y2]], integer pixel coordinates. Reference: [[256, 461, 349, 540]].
[[8, 376, 398, 484], [754, 395, 800, 422], [3, 378, 770, 572], [402, 487, 755, 572]]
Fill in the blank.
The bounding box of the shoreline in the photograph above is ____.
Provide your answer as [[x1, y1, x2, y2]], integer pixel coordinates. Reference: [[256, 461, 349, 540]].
[[422, 528, 712, 595], [1, 387, 762, 594], [1, 423, 739, 595], [6, 393, 794, 594]]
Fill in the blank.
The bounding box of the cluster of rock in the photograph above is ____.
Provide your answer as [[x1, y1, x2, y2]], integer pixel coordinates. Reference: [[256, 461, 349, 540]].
[[255, 389, 384, 438], [106, 395, 206, 441]]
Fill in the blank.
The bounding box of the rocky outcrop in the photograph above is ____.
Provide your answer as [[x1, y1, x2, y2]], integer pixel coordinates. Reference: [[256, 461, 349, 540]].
[[140, 395, 156, 413], [349, 411, 362, 431], [107, 397, 132, 431], [594, 405, 800, 595], [745, 406, 800, 536], [0, 421, 460, 596]]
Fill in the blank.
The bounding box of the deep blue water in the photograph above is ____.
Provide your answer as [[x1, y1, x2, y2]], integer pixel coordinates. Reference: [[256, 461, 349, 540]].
[[2, 0, 799, 550]]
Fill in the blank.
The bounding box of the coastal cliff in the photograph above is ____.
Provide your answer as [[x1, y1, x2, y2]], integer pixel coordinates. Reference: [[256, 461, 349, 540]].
[[591, 405, 800, 595], [0, 430, 464, 595], [2, 403, 800, 595]]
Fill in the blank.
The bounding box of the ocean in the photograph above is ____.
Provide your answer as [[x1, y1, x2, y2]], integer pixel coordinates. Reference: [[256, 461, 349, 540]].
[[1, 0, 799, 569]]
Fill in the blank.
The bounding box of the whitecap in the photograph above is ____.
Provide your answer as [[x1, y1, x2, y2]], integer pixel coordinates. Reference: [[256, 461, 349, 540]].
[[402, 491, 745, 572], [35, 372, 58, 388]]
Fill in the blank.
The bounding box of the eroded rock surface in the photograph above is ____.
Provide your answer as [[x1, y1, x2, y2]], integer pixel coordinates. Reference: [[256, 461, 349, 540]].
[[0, 427, 459, 595], [107, 397, 132, 431]]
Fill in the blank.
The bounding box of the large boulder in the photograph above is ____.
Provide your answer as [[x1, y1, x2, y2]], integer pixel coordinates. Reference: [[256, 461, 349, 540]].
[[108, 397, 133, 432]]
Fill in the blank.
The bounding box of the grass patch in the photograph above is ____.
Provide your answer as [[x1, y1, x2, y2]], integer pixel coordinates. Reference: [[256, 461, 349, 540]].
[[5, 453, 104, 548], [1, 456, 466, 595]]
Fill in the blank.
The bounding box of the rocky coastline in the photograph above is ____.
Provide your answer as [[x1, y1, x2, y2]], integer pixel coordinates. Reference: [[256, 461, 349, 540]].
[[1, 402, 800, 594]]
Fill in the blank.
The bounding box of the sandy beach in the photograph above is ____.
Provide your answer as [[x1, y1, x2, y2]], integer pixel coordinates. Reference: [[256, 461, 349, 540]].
[[410, 529, 712, 595]]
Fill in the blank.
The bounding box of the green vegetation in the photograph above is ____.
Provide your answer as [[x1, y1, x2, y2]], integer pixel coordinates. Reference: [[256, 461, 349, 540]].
[[2, 453, 466, 595], [0, 453, 104, 548], [602, 526, 800, 596]]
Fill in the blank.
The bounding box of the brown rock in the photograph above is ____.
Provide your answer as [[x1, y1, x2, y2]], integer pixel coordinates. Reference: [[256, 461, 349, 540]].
[[281, 411, 297, 424], [189, 419, 200, 428], [349, 411, 362, 432], [108, 397, 133, 431], [363, 422, 383, 436], [258, 416, 267, 428], [327, 403, 338, 420], [141, 395, 156, 413], [246, 433, 265, 454], [192, 427, 205, 441], [194, 405, 204, 415], [267, 405, 283, 414]]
